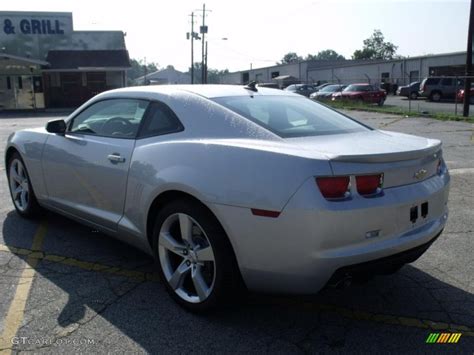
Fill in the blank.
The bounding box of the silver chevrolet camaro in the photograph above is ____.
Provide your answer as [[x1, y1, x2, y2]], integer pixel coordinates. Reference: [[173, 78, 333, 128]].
[[5, 85, 450, 311]]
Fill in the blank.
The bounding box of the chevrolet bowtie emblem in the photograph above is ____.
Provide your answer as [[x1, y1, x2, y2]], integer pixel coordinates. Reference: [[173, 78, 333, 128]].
[[414, 168, 427, 180]]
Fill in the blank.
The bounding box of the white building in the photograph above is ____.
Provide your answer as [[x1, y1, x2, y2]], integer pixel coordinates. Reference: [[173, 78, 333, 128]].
[[220, 51, 467, 87], [135, 66, 191, 86]]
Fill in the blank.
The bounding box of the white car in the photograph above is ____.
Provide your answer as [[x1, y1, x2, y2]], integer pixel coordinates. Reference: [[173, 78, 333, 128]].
[[6, 84, 450, 311]]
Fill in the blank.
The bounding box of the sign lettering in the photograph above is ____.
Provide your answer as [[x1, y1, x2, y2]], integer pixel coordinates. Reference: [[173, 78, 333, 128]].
[[3, 18, 64, 35]]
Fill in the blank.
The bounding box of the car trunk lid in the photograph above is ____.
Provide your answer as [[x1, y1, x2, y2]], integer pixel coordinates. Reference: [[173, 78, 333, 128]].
[[288, 130, 442, 188]]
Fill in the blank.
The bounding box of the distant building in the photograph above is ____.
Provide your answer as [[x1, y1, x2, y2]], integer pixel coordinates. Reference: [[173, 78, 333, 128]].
[[135, 66, 191, 86], [0, 11, 130, 109], [220, 52, 467, 88]]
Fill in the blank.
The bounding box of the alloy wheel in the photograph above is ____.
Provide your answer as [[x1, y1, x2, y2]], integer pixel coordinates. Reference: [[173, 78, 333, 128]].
[[158, 213, 216, 303], [9, 159, 30, 212]]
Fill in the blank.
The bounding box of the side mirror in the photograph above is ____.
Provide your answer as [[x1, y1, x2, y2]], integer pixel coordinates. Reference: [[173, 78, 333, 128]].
[[46, 119, 66, 135]]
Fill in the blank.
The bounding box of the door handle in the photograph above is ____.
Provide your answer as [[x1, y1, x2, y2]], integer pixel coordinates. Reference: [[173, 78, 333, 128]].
[[107, 154, 125, 163]]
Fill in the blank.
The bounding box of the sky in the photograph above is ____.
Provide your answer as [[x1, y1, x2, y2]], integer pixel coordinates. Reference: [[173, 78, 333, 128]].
[[1, 0, 470, 72]]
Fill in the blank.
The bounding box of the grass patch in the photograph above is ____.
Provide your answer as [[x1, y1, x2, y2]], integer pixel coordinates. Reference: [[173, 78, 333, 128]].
[[324, 100, 474, 122]]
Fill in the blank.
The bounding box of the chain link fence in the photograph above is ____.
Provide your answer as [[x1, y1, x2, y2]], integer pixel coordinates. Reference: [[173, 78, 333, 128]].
[[308, 76, 474, 118]]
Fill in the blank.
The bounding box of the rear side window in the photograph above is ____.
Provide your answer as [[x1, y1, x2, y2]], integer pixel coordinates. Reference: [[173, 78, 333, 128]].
[[441, 78, 453, 86], [426, 78, 441, 85], [214, 95, 370, 138], [138, 102, 184, 138]]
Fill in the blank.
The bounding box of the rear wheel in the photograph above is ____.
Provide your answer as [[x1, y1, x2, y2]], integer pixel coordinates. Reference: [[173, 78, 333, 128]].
[[430, 91, 442, 102], [7, 152, 41, 218], [153, 199, 242, 312], [409, 92, 418, 100], [377, 98, 385, 106]]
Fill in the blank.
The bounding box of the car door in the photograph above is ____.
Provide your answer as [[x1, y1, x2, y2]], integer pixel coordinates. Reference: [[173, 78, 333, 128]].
[[42, 98, 149, 231]]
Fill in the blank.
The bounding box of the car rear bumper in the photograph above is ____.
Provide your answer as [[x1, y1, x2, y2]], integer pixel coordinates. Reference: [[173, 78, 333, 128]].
[[210, 171, 450, 294]]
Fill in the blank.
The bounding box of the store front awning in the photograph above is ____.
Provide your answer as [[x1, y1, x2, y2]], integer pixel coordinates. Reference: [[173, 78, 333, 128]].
[[0, 53, 49, 74]]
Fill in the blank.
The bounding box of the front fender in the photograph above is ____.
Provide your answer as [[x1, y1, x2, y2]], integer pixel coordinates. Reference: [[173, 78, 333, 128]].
[[5, 129, 49, 200]]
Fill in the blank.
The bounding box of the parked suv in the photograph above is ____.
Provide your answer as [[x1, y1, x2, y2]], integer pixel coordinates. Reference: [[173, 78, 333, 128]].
[[419, 77, 464, 102]]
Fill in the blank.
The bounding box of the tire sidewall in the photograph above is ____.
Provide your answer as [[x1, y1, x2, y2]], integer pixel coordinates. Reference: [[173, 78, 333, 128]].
[[7, 152, 39, 218], [152, 199, 237, 312]]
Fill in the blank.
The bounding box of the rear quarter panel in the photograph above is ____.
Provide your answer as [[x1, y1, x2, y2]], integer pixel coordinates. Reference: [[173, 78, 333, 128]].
[[122, 136, 333, 240]]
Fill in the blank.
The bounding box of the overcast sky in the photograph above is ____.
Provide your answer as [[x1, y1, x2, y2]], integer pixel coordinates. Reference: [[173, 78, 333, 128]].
[[2, 0, 470, 72]]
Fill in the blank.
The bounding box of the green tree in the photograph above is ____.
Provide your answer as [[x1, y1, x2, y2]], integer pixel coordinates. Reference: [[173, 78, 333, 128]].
[[352, 30, 398, 60], [128, 58, 160, 84], [305, 49, 345, 61], [187, 62, 229, 84], [278, 52, 303, 64]]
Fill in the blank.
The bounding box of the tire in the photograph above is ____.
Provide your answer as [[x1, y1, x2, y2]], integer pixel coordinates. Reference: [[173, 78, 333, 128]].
[[7, 152, 42, 218], [152, 198, 242, 312], [409, 92, 418, 100], [377, 98, 385, 106], [430, 91, 442, 102]]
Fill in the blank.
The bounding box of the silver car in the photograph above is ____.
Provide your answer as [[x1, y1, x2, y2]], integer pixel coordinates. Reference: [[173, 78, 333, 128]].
[[5, 85, 450, 312]]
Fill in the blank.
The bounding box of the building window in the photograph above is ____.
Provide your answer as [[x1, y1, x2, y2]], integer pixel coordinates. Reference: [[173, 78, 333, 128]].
[[18, 76, 23, 90], [381, 72, 390, 82], [271, 71, 279, 79], [6, 76, 11, 90], [242, 72, 249, 84]]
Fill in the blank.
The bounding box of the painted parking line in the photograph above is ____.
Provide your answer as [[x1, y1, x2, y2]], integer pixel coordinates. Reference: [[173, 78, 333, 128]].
[[0, 243, 159, 283], [0, 221, 47, 354], [0, 242, 473, 337]]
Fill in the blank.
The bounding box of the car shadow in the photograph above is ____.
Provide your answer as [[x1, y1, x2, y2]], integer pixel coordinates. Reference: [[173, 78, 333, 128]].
[[2, 210, 474, 352]]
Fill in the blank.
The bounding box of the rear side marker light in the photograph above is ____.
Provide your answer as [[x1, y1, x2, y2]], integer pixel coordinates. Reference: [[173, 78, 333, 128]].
[[356, 174, 383, 196], [251, 208, 280, 218], [316, 176, 350, 199]]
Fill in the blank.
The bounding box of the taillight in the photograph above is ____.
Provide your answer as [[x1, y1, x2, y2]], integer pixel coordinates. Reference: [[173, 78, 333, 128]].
[[437, 159, 443, 175], [356, 174, 383, 195], [316, 176, 350, 199], [421, 84, 426, 92]]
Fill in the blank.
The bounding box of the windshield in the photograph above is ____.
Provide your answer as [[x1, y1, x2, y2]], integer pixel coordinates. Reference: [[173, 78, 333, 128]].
[[213, 96, 370, 138], [320, 85, 342, 92]]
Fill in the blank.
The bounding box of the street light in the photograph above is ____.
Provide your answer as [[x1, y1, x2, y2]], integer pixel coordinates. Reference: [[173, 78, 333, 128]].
[[204, 37, 228, 84]]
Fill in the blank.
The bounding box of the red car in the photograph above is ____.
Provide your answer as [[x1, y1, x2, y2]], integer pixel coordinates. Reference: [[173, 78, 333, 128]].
[[456, 88, 474, 104], [332, 83, 387, 106]]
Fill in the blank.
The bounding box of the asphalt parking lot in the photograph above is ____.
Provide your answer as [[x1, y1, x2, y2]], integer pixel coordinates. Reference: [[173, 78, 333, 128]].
[[0, 111, 473, 353]]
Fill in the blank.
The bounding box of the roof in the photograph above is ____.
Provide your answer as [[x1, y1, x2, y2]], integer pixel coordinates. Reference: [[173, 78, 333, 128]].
[[273, 75, 299, 81], [135, 67, 190, 82], [45, 50, 131, 70], [0, 53, 49, 66], [103, 84, 294, 99]]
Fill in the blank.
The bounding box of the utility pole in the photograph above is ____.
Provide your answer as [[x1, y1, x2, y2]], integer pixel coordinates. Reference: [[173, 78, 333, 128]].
[[463, 0, 474, 117], [196, 3, 210, 84], [204, 41, 208, 84], [189, 12, 195, 84], [144, 57, 147, 85]]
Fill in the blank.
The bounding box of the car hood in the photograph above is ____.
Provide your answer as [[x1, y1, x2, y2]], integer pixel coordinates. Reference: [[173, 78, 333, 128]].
[[286, 130, 441, 163]]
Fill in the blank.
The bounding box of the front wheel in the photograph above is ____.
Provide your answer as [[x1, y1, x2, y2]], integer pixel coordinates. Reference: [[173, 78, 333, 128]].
[[377, 98, 385, 106], [410, 92, 418, 100], [7, 152, 41, 218], [153, 199, 242, 312]]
